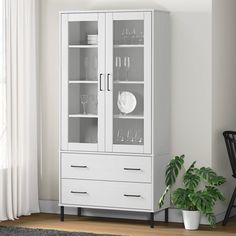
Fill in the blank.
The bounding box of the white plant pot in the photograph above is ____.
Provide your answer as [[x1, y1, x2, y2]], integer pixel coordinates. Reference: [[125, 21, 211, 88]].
[[182, 210, 200, 230]]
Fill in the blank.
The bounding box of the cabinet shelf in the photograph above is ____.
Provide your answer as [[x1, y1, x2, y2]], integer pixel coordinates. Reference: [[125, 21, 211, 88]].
[[69, 114, 98, 118], [114, 44, 144, 48], [69, 45, 98, 49], [114, 81, 144, 85], [114, 114, 144, 119], [69, 80, 98, 84]]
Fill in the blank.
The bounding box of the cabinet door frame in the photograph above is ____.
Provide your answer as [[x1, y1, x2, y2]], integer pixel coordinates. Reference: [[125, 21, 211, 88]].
[[105, 11, 152, 154], [60, 13, 106, 152]]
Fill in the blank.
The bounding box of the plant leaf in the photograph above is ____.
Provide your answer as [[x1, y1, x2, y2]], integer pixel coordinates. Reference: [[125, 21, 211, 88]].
[[205, 186, 225, 201], [188, 190, 214, 214], [172, 188, 195, 210], [196, 167, 226, 186], [183, 161, 200, 190], [165, 155, 185, 187], [159, 186, 170, 208], [205, 212, 216, 227]]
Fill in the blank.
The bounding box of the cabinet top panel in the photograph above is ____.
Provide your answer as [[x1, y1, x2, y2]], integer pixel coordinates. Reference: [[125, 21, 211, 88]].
[[59, 9, 169, 14]]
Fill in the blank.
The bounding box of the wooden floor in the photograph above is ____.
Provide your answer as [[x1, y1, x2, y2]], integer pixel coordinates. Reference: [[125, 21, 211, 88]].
[[1, 213, 236, 236]]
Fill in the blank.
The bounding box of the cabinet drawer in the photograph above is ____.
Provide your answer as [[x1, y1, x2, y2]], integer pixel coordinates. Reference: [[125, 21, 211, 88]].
[[61, 153, 151, 183], [61, 179, 152, 210]]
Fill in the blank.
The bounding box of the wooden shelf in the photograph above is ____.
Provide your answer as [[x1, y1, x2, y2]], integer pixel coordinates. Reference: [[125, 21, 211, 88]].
[[69, 80, 98, 84], [69, 45, 97, 49], [114, 44, 144, 48], [69, 114, 98, 118], [114, 81, 144, 84], [114, 114, 144, 119]]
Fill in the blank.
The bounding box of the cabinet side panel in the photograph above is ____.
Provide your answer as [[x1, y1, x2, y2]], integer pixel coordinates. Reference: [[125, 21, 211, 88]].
[[153, 11, 171, 211], [61, 14, 68, 150]]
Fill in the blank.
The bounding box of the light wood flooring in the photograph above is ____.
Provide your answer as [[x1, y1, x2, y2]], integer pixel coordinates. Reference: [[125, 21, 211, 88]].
[[1, 213, 236, 236]]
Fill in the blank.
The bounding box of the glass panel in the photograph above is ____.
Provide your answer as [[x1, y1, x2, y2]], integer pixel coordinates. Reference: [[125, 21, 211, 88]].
[[113, 20, 144, 146], [69, 21, 98, 45], [68, 21, 98, 144], [113, 48, 143, 82], [69, 84, 98, 115], [113, 20, 144, 45], [69, 118, 97, 143], [69, 48, 98, 81]]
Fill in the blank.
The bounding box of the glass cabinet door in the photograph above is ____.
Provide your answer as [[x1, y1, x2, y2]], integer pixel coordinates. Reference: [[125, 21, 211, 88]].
[[105, 12, 152, 154], [61, 13, 105, 151]]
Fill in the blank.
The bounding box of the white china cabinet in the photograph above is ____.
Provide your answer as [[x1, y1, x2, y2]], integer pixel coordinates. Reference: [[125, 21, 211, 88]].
[[60, 9, 170, 227]]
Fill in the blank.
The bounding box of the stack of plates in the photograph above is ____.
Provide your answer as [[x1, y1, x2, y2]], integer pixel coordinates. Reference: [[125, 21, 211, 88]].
[[87, 34, 98, 45]]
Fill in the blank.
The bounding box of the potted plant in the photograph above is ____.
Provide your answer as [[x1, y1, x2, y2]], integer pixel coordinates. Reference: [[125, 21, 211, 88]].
[[159, 155, 226, 230]]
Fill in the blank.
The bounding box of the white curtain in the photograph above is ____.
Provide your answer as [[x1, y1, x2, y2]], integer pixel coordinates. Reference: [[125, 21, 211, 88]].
[[0, 0, 39, 220]]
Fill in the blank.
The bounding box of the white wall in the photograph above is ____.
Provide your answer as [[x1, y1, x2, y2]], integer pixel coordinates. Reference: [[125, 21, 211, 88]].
[[212, 0, 236, 214], [171, 13, 212, 168], [39, 0, 212, 215]]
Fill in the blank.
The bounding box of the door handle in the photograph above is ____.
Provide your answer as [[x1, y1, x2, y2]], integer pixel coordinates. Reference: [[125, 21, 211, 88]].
[[70, 165, 87, 168], [124, 168, 141, 171], [99, 73, 103, 91], [107, 73, 111, 91], [124, 194, 141, 198], [71, 191, 88, 194]]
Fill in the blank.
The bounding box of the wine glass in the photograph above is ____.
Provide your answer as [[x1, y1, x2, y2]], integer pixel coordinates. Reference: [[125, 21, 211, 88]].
[[130, 28, 136, 44], [124, 56, 131, 81], [137, 129, 143, 144], [138, 31, 144, 44], [121, 28, 126, 44], [121, 28, 130, 44], [80, 94, 88, 114], [127, 130, 133, 143], [115, 56, 121, 81]]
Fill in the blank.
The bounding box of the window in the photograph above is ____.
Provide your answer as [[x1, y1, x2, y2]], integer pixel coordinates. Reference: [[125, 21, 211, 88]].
[[0, 0, 7, 169]]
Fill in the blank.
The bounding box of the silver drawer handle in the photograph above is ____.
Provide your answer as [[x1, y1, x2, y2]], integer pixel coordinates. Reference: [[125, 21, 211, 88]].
[[71, 191, 87, 194], [124, 194, 141, 198], [70, 165, 87, 168], [124, 168, 141, 171]]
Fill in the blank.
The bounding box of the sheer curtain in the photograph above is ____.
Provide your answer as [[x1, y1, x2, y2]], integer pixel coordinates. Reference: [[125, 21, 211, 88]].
[[0, 0, 39, 220]]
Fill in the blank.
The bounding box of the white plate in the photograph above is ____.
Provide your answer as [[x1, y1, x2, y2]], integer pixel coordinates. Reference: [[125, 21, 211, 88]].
[[117, 91, 137, 114]]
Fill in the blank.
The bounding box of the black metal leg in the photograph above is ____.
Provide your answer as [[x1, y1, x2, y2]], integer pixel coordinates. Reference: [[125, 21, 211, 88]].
[[60, 206, 64, 222], [223, 186, 236, 225], [77, 207, 82, 217], [165, 208, 169, 223], [150, 212, 154, 228]]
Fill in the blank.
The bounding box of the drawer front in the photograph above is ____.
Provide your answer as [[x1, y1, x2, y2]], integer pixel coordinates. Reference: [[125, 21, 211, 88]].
[[61, 153, 151, 183], [61, 179, 152, 210]]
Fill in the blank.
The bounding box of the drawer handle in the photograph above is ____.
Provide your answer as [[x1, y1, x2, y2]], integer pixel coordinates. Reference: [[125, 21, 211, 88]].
[[71, 191, 87, 194], [124, 194, 141, 198], [124, 168, 141, 171], [70, 165, 87, 168]]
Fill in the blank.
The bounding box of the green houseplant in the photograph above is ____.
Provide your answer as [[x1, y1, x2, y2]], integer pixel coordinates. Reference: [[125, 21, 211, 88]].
[[159, 155, 226, 229]]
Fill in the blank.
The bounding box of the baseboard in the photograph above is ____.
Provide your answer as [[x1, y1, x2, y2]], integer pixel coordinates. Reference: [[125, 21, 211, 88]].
[[39, 200, 231, 225]]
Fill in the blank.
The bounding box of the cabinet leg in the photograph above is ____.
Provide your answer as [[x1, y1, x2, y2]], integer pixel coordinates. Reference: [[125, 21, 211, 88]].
[[77, 207, 82, 217], [60, 206, 64, 221], [165, 208, 169, 223], [150, 212, 154, 228]]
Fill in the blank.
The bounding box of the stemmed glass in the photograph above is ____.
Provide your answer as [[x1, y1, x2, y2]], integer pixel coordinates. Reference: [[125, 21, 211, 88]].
[[124, 56, 131, 81], [121, 28, 131, 44], [136, 129, 143, 144], [130, 28, 137, 44], [115, 56, 121, 81], [138, 31, 144, 44], [80, 94, 88, 114]]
